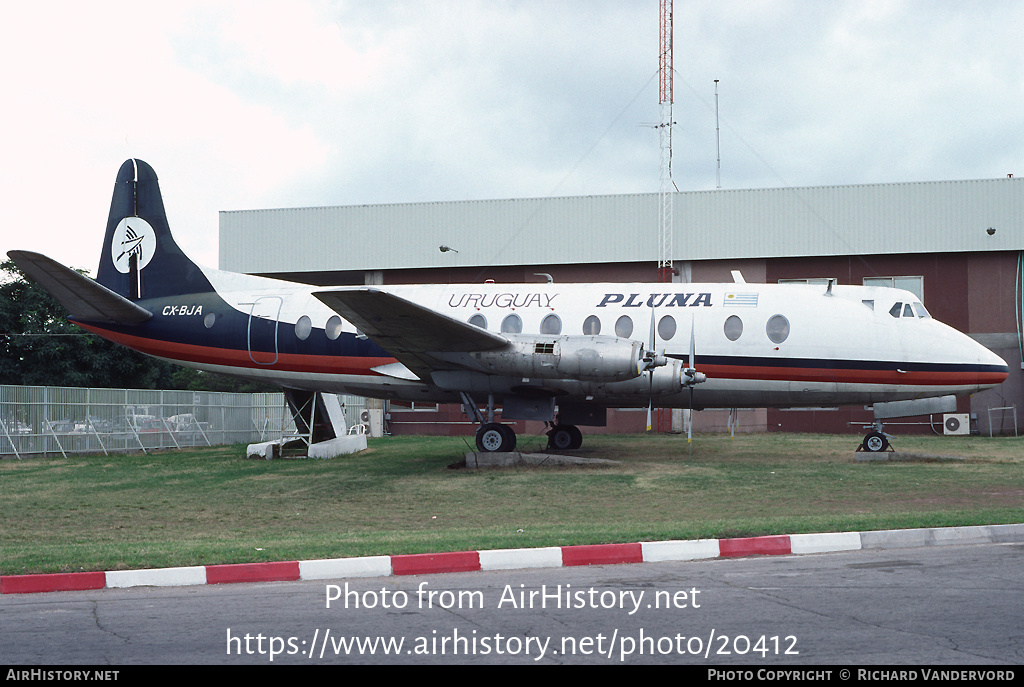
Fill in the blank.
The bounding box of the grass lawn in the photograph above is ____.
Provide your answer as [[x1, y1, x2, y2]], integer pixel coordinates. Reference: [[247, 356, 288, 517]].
[[1, 432, 1022, 575]]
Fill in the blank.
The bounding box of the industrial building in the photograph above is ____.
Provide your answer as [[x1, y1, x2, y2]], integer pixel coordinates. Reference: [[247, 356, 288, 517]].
[[219, 177, 1023, 439]]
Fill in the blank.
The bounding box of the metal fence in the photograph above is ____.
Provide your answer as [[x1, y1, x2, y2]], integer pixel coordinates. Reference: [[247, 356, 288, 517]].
[[0, 385, 366, 458]]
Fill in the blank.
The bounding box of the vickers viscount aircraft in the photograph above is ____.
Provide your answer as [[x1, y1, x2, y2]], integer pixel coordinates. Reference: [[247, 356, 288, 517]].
[[8, 160, 1010, 453]]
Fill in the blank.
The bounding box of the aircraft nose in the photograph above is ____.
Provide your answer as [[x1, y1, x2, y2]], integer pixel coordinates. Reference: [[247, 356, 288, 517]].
[[974, 341, 1009, 389]]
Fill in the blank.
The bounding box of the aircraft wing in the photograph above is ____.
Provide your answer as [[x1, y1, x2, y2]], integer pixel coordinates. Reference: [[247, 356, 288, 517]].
[[313, 287, 508, 378], [7, 250, 152, 325]]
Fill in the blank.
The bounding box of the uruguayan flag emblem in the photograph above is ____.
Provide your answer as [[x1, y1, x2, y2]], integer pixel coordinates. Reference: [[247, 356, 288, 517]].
[[724, 292, 758, 307]]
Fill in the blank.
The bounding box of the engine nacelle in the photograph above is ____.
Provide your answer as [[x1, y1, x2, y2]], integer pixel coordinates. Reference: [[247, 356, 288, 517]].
[[432, 334, 646, 382]]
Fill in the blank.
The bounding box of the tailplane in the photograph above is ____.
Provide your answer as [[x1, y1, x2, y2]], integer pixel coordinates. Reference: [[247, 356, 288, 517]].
[[6, 250, 152, 325], [96, 159, 211, 300]]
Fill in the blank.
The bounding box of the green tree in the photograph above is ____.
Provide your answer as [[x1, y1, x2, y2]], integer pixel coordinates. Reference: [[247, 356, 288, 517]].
[[2, 259, 279, 392], [2, 259, 176, 388], [168, 367, 278, 394]]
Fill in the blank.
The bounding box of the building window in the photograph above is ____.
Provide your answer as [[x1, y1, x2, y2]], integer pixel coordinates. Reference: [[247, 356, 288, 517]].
[[778, 278, 836, 286], [390, 401, 440, 412], [863, 276, 924, 301]]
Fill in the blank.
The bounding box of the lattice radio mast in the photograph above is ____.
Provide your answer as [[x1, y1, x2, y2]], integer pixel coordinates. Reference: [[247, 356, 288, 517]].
[[658, 0, 674, 282]]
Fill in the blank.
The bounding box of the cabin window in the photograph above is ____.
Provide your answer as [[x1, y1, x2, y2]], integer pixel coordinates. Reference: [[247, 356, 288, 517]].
[[912, 302, 931, 318], [295, 315, 312, 340], [326, 315, 343, 340], [889, 303, 903, 318], [583, 315, 601, 335], [204, 313, 216, 329], [862, 300, 874, 311], [903, 303, 914, 318], [724, 315, 743, 341], [540, 313, 562, 335], [766, 314, 790, 344], [501, 314, 522, 334], [614, 315, 633, 338], [658, 315, 677, 341], [469, 314, 487, 329]]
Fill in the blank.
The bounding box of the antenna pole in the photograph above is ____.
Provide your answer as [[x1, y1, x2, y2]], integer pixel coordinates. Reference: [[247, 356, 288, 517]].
[[658, 0, 674, 283], [715, 79, 721, 189]]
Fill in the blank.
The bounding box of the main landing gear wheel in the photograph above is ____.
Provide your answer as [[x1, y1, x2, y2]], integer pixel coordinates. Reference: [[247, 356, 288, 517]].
[[862, 431, 889, 453], [546, 424, 583, 450], [476, 423, 516, 453]]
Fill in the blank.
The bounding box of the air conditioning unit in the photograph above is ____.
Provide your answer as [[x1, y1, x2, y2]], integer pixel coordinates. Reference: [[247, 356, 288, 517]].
[[943, 413, 970, 435]]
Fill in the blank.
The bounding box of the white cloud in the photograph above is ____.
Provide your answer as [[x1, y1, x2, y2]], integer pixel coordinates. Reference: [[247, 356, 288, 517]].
[[2, 1, 1022, 272]]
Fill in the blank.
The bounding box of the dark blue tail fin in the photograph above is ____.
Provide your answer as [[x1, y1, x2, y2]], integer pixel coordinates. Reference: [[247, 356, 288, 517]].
[[96, 159, 212, 300]]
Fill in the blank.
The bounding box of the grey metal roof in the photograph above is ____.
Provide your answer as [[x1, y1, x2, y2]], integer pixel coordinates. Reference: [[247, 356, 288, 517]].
[[219, 177, 1023, 274]]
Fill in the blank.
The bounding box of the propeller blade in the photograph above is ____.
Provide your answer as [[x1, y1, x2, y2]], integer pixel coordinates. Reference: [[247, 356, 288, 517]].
[[689, 316, 696, 372], [649, 305, 656, 353], [646, 306, 655, 431], [687, 389, 693, 443], [687, 314, 696, 443]]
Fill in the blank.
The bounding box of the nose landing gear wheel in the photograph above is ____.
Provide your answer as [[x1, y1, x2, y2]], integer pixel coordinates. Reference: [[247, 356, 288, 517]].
[[861, 431, 889, 453], [476, 423, 516, 452]]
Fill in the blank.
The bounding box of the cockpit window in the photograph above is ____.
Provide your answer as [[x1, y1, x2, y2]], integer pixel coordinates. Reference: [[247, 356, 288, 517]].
[[888, 301, 931, 319]]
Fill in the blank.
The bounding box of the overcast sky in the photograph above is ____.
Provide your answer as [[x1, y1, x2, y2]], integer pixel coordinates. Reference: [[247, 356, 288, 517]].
[[2, 0, 1021, 272]]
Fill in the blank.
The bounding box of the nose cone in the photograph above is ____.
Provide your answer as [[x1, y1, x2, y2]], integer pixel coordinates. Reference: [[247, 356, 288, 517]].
[[916, 320, 1010, 393], [975, 343, 1010, 390]]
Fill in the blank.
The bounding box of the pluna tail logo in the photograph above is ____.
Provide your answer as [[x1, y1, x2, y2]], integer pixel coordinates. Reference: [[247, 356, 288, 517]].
[[112, 217, 157, 274]]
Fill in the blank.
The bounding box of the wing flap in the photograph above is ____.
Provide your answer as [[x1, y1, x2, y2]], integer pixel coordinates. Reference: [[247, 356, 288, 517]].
[[7, 250, 152, 325]]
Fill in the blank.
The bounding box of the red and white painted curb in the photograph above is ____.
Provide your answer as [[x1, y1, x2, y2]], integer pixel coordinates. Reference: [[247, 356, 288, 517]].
[[3, 523, 1021, 595]]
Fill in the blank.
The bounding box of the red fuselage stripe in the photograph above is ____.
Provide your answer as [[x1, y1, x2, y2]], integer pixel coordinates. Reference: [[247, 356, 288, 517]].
[[77, 323, 1003, 388], [76, 323, 395, 376]]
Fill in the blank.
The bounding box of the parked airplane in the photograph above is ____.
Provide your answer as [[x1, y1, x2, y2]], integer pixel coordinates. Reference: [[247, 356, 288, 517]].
[[8, 160, 1010, 453]]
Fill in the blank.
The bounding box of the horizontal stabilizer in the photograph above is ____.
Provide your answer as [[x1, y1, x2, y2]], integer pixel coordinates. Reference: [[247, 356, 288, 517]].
[[7, 250, 152, 325]]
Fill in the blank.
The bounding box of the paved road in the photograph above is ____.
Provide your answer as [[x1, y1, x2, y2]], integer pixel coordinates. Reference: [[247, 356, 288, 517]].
[[2, 542, 1022, 665]]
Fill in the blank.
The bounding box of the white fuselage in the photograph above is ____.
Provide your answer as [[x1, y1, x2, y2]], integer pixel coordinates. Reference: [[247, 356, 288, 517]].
[[189, 270, 1007, 410]]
